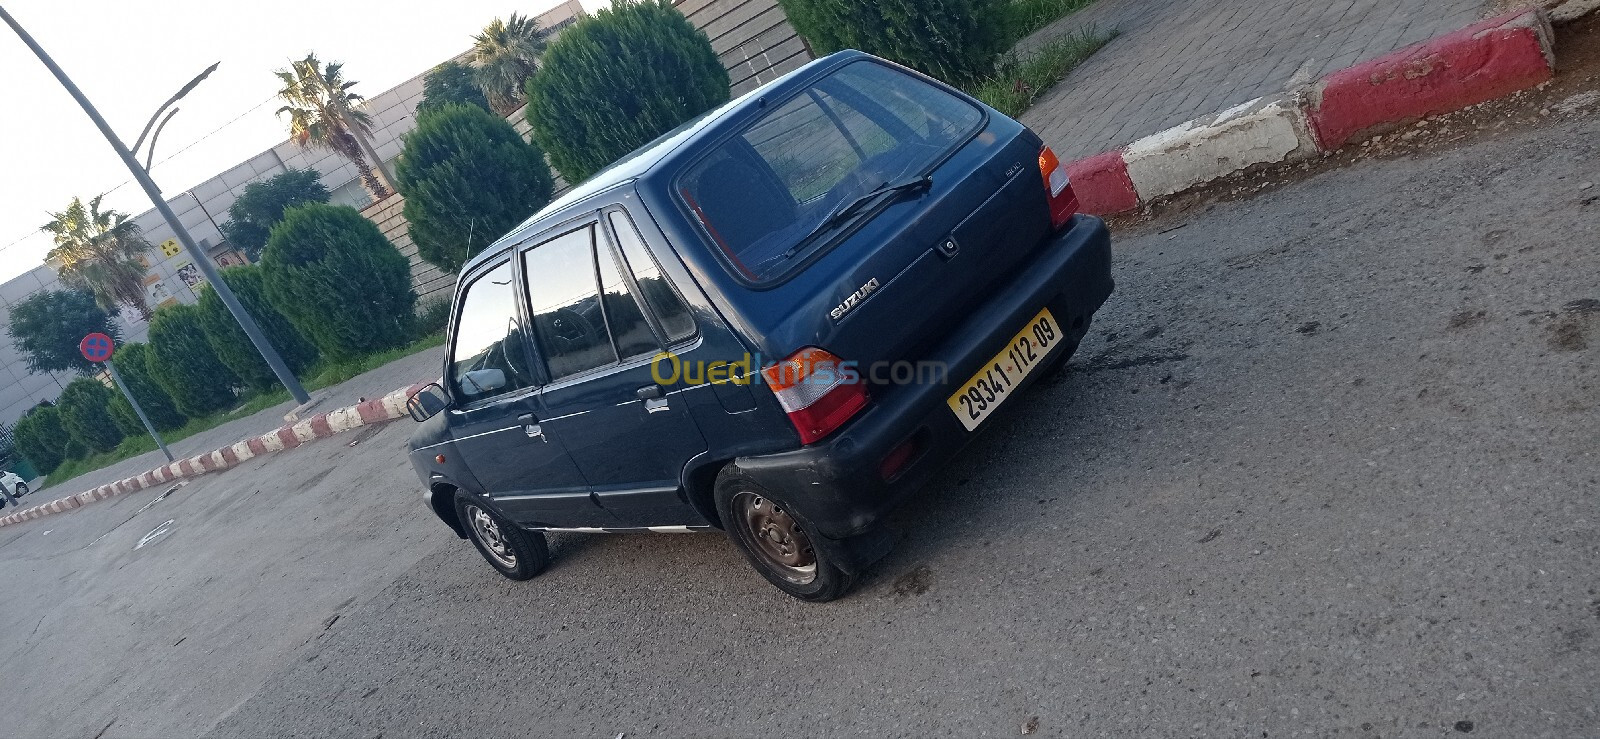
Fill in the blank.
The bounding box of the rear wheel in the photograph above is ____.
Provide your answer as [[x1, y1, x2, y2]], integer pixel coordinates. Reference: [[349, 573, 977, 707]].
[[14, 483, 26, 497], [454, 494, 549, 581], [715, 469, 853, 602]]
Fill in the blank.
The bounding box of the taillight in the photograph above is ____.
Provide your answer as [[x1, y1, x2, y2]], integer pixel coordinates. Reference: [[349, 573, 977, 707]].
[[760, 347, 869, 445], [1038, 146, 1079, 230]]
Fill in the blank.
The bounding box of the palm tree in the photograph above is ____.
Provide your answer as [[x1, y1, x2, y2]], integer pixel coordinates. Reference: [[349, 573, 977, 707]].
[[275, 54, 394, 200], [472, 13, 546, 115], [42, 195, 154, 321]]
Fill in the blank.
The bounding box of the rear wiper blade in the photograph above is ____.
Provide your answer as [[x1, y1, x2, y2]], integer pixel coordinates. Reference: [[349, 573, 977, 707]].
[[787, 175, 933, 258]]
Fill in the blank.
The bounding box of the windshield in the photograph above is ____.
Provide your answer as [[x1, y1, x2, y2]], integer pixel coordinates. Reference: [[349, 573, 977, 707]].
[[677, 60, 983, 283]]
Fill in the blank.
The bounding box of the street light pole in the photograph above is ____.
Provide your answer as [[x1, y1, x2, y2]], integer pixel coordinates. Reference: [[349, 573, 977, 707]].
[[0, 5, 312, 406]]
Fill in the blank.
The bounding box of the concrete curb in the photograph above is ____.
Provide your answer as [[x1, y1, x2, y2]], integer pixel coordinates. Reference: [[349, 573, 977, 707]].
[[0, 381, 431, 529], [1068, 8, 1557, 215]]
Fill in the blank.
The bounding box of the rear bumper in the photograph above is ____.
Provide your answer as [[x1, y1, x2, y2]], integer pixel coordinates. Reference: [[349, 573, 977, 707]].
[[731, 215, 1114, 539]]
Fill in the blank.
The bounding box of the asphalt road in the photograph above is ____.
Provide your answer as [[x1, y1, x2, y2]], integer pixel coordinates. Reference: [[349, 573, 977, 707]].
[[2, 98, 1597, 739]]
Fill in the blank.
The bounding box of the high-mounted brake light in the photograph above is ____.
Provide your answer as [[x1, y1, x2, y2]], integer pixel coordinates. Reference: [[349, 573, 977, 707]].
[[761, 347, 869, 445], [1038, 146, 1079, 230]]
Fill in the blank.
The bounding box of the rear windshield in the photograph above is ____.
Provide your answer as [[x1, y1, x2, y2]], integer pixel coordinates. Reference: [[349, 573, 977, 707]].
[[677, 60, 983, 284]]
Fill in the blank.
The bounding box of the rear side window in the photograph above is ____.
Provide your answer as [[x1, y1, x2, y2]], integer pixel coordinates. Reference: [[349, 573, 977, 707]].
[[678, 61, 982, 283], [522, 227, 617, 381], [448, 262, 536, 402], [522, 222, 684, 383], [607, 211, 696, 344]]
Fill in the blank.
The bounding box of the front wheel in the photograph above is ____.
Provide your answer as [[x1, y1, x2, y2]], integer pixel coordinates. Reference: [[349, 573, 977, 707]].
[[14, 483, 26, 497], [454, 494, 550, 581], [715, 469, 854, 602]]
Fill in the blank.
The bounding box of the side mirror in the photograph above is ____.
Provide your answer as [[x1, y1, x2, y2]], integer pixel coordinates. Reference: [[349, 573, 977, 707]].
[[406, 383, 451, 422], [460, 368, 507, 395]]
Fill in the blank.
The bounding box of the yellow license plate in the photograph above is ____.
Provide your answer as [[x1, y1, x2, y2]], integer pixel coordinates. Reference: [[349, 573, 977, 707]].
[[947, 308, 1063, 431]]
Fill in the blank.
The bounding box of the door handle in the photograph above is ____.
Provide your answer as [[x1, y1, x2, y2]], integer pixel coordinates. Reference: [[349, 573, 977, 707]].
[[637, 385, 670, 413], [517, 413, 546, 441]]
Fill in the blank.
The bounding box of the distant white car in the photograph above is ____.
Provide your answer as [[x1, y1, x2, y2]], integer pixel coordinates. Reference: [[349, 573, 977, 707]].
[[0, 470, 27, 499]]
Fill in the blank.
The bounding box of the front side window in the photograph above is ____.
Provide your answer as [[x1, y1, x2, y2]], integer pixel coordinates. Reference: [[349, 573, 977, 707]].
[[448, 262, 536, 403], [678, 61, 983, 283]]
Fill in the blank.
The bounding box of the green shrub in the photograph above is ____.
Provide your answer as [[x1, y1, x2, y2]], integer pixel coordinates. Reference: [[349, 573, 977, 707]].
[[147, 303, 240, 417], [57, 377, 124, 454], [5, 288, 119, 374], [416, 297, 452, 337], [220, 169, 331, 261], [778, 0, 1006, 86], [195, 265, 319, 392], [527, 0, 728, 183], [397, 104, 555, 273], [13, 405, 67, 474], [417, 61, 492, 116], [260, 204, 416, 359], [107, 342, 187, 434]]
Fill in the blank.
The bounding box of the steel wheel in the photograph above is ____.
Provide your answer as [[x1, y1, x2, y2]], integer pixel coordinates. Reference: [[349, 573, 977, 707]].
[[733, 491, 817, 585], [465, 503, 517, 569], [15, 484, 25, 496]]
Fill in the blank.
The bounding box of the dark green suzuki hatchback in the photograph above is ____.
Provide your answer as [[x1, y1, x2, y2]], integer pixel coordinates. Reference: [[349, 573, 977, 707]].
[[405, 50, 1114, 601]]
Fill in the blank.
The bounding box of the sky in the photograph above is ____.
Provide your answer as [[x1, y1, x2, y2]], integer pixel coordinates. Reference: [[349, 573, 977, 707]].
[[0, 0, 610, 284]]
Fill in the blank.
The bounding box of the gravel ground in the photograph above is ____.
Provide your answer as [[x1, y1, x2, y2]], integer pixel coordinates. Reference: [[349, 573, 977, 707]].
[[0, 84, 1595, 739]]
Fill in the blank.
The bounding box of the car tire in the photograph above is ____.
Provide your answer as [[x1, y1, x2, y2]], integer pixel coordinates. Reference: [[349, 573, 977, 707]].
[[714, 468, 854, 602], [453, 494, 550, 581], [14, 483, 26, 497]]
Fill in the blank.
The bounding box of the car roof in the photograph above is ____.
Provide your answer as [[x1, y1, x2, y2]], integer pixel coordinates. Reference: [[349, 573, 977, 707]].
[[457, 49, 874, 276]]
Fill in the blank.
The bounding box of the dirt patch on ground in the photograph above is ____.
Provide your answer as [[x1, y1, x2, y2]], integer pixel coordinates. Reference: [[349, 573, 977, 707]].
[[1547, 319, 1591, 350], [1449, 310, 1490, 330], [1108, 13, 1600, 232]]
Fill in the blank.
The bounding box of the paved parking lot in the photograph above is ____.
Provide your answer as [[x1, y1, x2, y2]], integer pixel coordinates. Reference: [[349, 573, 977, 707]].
[[1, 99, 1596, 738]]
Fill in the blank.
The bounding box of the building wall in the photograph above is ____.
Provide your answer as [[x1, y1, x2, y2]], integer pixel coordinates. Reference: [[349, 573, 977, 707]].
[[674, 0, 816, 95], [359, 194, 457, 307]]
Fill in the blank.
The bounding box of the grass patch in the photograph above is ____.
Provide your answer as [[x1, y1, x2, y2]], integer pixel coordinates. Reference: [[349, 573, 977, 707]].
[[303, 333, 446, 389], [999, 0, 1099, 45], [970, 27, 1118, 118], [38, 332, 445, 491]]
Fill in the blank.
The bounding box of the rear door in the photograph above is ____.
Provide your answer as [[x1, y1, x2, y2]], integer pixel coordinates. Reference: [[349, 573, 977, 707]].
[[442, 260, 604, 528], [519, 218, 710, 528], [676, 59, 1049, 373]]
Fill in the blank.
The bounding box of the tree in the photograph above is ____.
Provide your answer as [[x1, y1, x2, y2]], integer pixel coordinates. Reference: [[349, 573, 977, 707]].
[[220, 169, 330, 261], [261, 204, 416, 359], [41, 195, 154, 320], [57, 377, 124, 454], [778, 0, 1005, 86], [147, 304, 240, 417], [6, 289, 119, 375], [527, 0, 728, 183], [396, 104, 554, 273], [107, 342, 186, 435], [472, 13, 546, 115], [418, 61, 492, 117], [275, 54, 394, 200], [13, 405, 67, 474], [195, 266, 318, 391]]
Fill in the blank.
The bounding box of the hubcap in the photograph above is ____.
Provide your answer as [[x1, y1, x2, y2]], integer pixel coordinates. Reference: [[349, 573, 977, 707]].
[[466, 504, 517, 569], [735, 492, 817, 585]]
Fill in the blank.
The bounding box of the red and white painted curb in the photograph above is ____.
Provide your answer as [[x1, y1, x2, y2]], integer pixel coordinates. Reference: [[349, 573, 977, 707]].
[[1068, 8, 1559, 215], [0, 382, 432, 529]]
